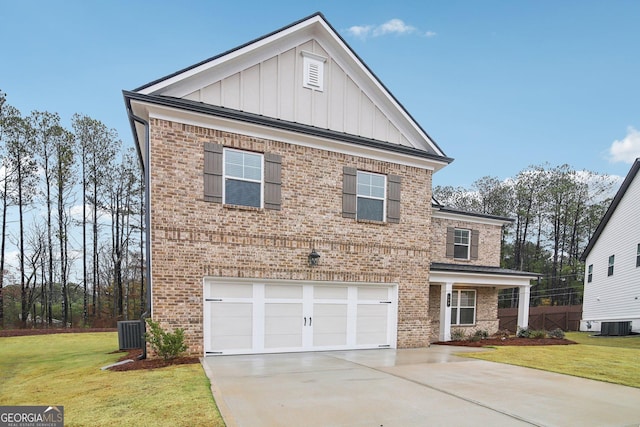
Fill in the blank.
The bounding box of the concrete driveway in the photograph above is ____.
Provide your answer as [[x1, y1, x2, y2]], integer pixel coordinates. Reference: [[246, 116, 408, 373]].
[[201, 346, 640, 427]]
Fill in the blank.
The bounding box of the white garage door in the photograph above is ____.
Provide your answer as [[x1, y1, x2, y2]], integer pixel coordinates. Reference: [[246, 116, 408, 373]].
[[204, 280, 397, 355]]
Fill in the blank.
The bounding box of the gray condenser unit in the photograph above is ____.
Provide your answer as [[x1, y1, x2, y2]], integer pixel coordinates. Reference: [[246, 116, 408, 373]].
[[117, 320, 144, 350], [600, 321, 631, 336]]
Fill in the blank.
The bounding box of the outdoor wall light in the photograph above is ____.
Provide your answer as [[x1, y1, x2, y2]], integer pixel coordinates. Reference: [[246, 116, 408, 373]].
[[308, 249, 320, 266]]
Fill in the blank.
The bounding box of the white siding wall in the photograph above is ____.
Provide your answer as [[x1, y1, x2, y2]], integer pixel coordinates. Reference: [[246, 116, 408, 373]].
[[582, 174, 640, 331], [184, 40, 412, 147]]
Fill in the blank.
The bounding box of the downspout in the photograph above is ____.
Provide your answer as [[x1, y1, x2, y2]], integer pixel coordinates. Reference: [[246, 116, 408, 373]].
[[127, 109, 152, 360]]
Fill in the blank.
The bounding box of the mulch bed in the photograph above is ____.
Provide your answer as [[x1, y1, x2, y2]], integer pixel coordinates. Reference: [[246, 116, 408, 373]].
[[109, 349, 200, 371], [435, 337, 577, 347]]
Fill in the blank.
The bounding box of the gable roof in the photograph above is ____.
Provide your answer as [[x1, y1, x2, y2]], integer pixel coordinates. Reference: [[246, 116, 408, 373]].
[[580, 158, 640, 261], [124, 12, 452, 170]]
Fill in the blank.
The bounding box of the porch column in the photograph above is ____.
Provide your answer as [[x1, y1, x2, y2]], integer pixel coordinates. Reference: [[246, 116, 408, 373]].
[[517, 285, 531, 329], [439, 282, 453, 341]]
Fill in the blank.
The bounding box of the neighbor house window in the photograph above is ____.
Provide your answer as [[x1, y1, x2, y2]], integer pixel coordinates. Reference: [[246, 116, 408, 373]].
[[356, 171, 386, 221], [223, 148, 263, 208], [451, 289, 476, 325], [608, 255, 615, 276], [454, 229, 471, 259], [637, 244, 640, 268], [587, 264, 593, 283]]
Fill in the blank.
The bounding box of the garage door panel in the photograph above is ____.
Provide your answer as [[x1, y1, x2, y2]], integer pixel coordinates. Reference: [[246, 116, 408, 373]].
[[357, 304, 389, 345], [358, 287, 389, 300], [210, 283, 253, 298], [210, 302, 253, 350], [265, 303, 303, 349], [314, 286, 348, 299], [265, 284, 302, 299]]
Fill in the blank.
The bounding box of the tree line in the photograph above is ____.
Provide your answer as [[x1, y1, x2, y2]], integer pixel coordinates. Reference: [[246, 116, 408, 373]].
[[434, 165, 617, 307], [0, 90, 144, 328]]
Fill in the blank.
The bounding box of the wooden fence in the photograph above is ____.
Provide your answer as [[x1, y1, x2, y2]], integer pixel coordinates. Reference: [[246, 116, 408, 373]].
[[498, 305, 583, 332]]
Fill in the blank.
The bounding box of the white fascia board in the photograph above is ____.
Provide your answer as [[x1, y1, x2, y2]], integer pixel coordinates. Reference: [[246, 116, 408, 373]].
[[138, 16, 324, 96], [144, 102, 448, 171], [313, 19, 445, 157], [431, 208, 512, 227], [429, 270, 536, 288]]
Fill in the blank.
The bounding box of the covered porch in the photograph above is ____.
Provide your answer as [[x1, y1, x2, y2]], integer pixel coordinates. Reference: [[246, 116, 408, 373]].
[[430, 263, 538, 341]]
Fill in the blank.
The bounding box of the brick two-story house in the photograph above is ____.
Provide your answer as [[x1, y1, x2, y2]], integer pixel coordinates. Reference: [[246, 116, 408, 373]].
[[124, 13, 535, 356]]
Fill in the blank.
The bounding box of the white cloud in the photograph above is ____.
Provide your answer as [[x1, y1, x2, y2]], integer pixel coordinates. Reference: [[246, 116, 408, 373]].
[[346, 19, 435, 40], [373, 19, 417, 36], [346, 25, 373, 39], [609, 126, 640, 164]]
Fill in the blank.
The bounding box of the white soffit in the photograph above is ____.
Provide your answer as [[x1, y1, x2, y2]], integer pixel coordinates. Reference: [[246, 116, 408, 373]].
[[134, 99, 448, 172]]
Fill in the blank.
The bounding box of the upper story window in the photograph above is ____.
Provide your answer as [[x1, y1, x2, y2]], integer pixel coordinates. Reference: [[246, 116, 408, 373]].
[[342, 167, 401, 224], [454, 229, 471, 259], [608, 255, 615, 276], [357, 171, 386, 221], [587, 264, 593, 283], [451, 289, 476, 325], [637, 244, 640, 268], [446, 227, 479, 260], [203, 143, 282, 210], [224, 148, 263, 208]]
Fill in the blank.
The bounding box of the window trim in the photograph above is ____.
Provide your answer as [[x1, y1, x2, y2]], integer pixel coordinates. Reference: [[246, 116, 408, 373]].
[[608, 255, 615, 277], [587, 264, 593, 283], [356, 170, 387, 222], [451, 289, 476, 326], [222, 147, 264, 208], [454, 228, 471, 260], [636, 244, 640, 268]]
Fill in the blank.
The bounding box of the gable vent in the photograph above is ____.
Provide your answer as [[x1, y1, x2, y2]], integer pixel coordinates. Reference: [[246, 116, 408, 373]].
[[302, 51, 326, 92]]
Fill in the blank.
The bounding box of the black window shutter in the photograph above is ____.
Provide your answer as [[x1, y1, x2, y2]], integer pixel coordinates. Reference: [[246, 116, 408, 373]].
[[471, 229, 480, 260], [342, 167, 357, 218], [204, 143, 223, 203], [446, 227, 455, 258], [264, 153, 282, 210], [387, 174, 401, 223]]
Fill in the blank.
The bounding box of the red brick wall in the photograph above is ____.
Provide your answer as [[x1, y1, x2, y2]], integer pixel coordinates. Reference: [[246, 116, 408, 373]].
[[149, 118, 435, 355]]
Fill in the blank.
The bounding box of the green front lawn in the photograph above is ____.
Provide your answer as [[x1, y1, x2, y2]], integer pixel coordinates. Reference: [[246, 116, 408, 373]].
[[0, 333, 224, 426], [462, 331, 640, 388]]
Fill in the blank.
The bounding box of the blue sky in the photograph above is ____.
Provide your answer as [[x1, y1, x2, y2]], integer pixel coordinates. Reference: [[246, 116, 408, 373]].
[[2, 0, 640, 188]]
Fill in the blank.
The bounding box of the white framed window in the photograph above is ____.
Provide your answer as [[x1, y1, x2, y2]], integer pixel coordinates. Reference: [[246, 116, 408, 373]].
[[451, 289, 476, 325], [357, 171, 386, 221], [608, 255, 615, 276], [454, 229, 471, 259], [587, 264, 593, 283], [223, 148, 263, 208], [302, 51, 326, 91], [636, 244, 640, 268]]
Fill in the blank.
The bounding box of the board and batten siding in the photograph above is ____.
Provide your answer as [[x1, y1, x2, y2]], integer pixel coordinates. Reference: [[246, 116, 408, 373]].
[[182, 40, 410, 148], [582, 172, 640, 328]]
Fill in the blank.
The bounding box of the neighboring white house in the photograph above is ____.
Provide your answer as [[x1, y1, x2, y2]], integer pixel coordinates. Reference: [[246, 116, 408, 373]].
[[580, 158, 640, 333]]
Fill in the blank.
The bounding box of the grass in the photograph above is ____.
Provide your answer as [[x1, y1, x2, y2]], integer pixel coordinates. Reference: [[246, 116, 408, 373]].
[[461, 331, 640, 388], [0, 333, 224, 426]]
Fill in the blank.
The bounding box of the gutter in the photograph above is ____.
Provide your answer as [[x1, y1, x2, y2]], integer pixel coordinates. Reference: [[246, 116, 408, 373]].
[[125, 106, 152, 360]]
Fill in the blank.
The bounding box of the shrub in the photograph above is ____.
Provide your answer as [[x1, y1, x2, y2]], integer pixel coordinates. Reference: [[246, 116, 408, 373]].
[[493, 329, 511, 339], [450, 328, 467, 341], [145, 319, 188, 360], [516, 327, 531, 338], [471, 329, 489, 341], [548, 328, 565, 339], [530, 329, 547, 339]]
